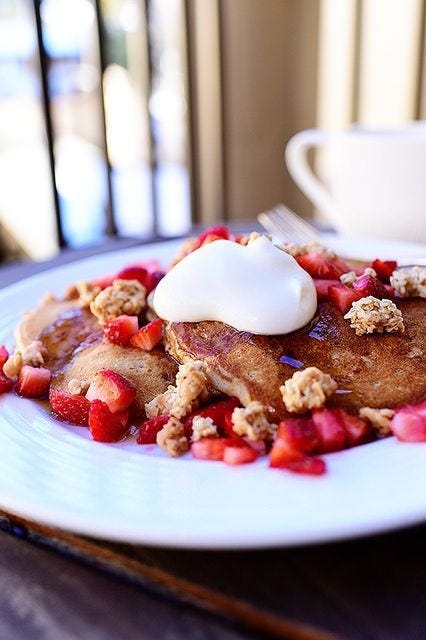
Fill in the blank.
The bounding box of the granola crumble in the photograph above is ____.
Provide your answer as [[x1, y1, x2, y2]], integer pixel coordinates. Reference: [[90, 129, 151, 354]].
[[340, 271, 357, 285], [191, 416, 218, 442], [145, 385, 177, 419], [90, 279, 146, 323], [76, 281, 101, 308], [231, 401, 276, 441], [3, 340, 47, 380], [280, 366, 337, 413], [156, 416, 189, 457], [390, 266, 426, 298], [68, 378, 89, 395], [344, 297, 404, 335], [282, 241, 336, 260], [3, 351, 23, 380], [359, 407, 395, 437]]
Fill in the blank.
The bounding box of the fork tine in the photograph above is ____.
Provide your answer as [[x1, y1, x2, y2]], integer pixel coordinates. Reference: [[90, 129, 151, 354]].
[[258, 204, 320, 244]]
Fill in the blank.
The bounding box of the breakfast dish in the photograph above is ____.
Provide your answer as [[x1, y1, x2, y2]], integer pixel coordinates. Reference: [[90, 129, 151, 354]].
[[0, 235, 425, 547]]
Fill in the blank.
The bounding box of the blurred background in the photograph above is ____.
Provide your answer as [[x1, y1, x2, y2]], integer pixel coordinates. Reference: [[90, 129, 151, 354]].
[[0, 0, 425, 262]]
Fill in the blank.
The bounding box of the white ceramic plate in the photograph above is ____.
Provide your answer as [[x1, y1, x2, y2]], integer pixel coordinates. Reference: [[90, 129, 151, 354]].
[[0, 237, 425, 548]]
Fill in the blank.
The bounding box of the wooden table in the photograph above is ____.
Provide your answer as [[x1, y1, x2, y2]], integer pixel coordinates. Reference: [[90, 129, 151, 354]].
[[0, 240, 425, 640]]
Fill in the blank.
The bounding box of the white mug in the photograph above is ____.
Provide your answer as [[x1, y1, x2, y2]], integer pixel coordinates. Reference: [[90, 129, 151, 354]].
[[285, 122, 426, 242]]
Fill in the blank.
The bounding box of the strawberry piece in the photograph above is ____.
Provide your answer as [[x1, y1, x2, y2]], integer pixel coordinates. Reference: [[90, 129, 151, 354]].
[[285, 457, 327, 476], [0, 345, 9, 370], [353, 274, 390, 299], [49, 388, 91, 426], [390, 411, 426, 442], [314, 279, 340, 300], [191, 438, 227, 461], [269, 437, 303, 468], [103, 315, 139, 346], [277, 418, 319, 453], [91, 273, 116, 289], [88, 399, 130, 442], [297, 253, 349, 279], [85, 369, 136, 413], [143, 270, 165, 294], [398, 401, 426, 417], [137, 414, 170, 444], [130, 318, 163, 351], [312, 408, 347, 453], [371, 259, 397, 283], [332, 408, 372, 446], [16, 365, 51, 398], [198, 226, 230, 244], [116, 265, 149, 286], [184, 396, 241, 438], [328, 283, 364, 313], [223, 443, 258, 465], [0, 373, 13, 395]]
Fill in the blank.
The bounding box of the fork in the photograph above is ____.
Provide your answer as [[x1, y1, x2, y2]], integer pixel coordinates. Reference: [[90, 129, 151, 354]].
[[257, 203, 321, 244]]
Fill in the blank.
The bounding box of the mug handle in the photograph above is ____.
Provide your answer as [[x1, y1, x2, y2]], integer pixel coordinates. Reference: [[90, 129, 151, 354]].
[[285, 129, 338, 226]]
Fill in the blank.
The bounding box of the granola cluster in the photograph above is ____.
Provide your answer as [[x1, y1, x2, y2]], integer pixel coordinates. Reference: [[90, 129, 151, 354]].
[[191, 416, 218, 442], [340, 267, 376, 286], [3, 340, 47, 380], [90, 279, 146, 323], [156, 416, 189, 457], [68, 378, 90, 395], [280, 366, 337, 413], [282, 241, 336, 260], [75, 281, 101, 308], [231, 401, 276, 441], [390, 266, 426, 298], [359, 407, 395, 437], [344, 297, 404, 336]]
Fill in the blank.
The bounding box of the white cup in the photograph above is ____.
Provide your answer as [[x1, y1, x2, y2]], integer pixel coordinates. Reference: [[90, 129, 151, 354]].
[[285, 122, 426, 242]]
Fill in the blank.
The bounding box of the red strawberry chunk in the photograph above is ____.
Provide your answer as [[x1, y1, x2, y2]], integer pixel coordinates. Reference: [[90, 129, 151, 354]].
[[191, 438, 227, 461], [353, 274, 391, 299], [312, 408, 347, 453], [91, 273, 116, 289], [277, 418, 319, 453], [269, 437, 303, 468], [103, 315, 139, 346], [49, 389, 91, 426], [314, 279, 340, 300], [88, 399, 130, 442], [390, 402, 426, 442], [331, 408, 372, 446], [130, 318, 163, 351], [198, 226, 230, 244], [223, 443, 258, 465], [328, 284, 364, 313], [86, 369, 136, 413], [371, 259, 397, 283], [285, 457, 327, 476], [0, 373, 13, 395], [16, 366, 51, 398], [0, 345, 9, 370], [297, 253, 349, 279], [184, 396, 241, 438], [144, 271, 165, 294], [116, 265, 149, 287], [398, 401, 426, 417], [137, 414, 170, 444]]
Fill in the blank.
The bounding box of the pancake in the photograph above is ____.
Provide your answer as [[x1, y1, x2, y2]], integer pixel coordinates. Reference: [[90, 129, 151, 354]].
[[165, 299, 426, 420], [39, 306, 178, 414]]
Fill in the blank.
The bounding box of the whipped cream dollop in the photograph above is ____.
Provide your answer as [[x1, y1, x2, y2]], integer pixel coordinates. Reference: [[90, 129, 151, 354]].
[[153, 236, 317, 335]]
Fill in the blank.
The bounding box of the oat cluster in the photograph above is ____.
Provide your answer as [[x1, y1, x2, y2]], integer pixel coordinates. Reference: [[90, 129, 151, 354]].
[[76, 281, 101, 308], [282, 241, 336, 259], [191, 416, 218, 442], [68, 378, 89, 395], [156, 415, 189, 457], [359, 407, 395, 437], [90, 279, 146, 323], [3, 340, 47, 380], [340, 267, 377, 286], [231, 401, 276, 441], [390, 266, 426, 298], [344, 296, 404, 336], [280, 366, 337, 413]]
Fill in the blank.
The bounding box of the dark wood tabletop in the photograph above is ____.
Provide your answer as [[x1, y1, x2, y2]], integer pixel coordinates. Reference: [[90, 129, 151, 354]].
[[0, 239, 425, 640]]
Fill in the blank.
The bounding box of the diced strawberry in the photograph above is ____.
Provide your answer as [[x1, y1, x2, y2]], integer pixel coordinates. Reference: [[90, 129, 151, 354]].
[[371, 259, 397, 283], [116, 265, 149, 287], [332, 408, 372, 446], [384, 284, 395, 298], [133, 258, 162, 272], [390, 411, 426, 442], [184, 396, 241, 438], [91, 273, 116, 289], [49, 388, 91, 426], [328, 283, 363, 313], [88, 399, 130, 442], [130, 318, 163, 351], [353, 274, 390, 299], [269, 437, 303, 468], [198, 226, 230, 244], [0, 345, 9, 370], [16, 365, 51, 398], [398, 401, 426, 417], [285, 456, 327, 476], [85, 369, 136, 413], [277, 418, 319, 453], [297, 253, 349, 279], [143, 270, 165, 294], [223, 443, 258, 465], [0, 373, 13, 395], [314, 279, 340, 300], [200, 233, 225, 246], [137, 414, 170, 444], [191, 438, 227, 461], [312, 408, 347, 453], [103, 315, 139, 346]]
